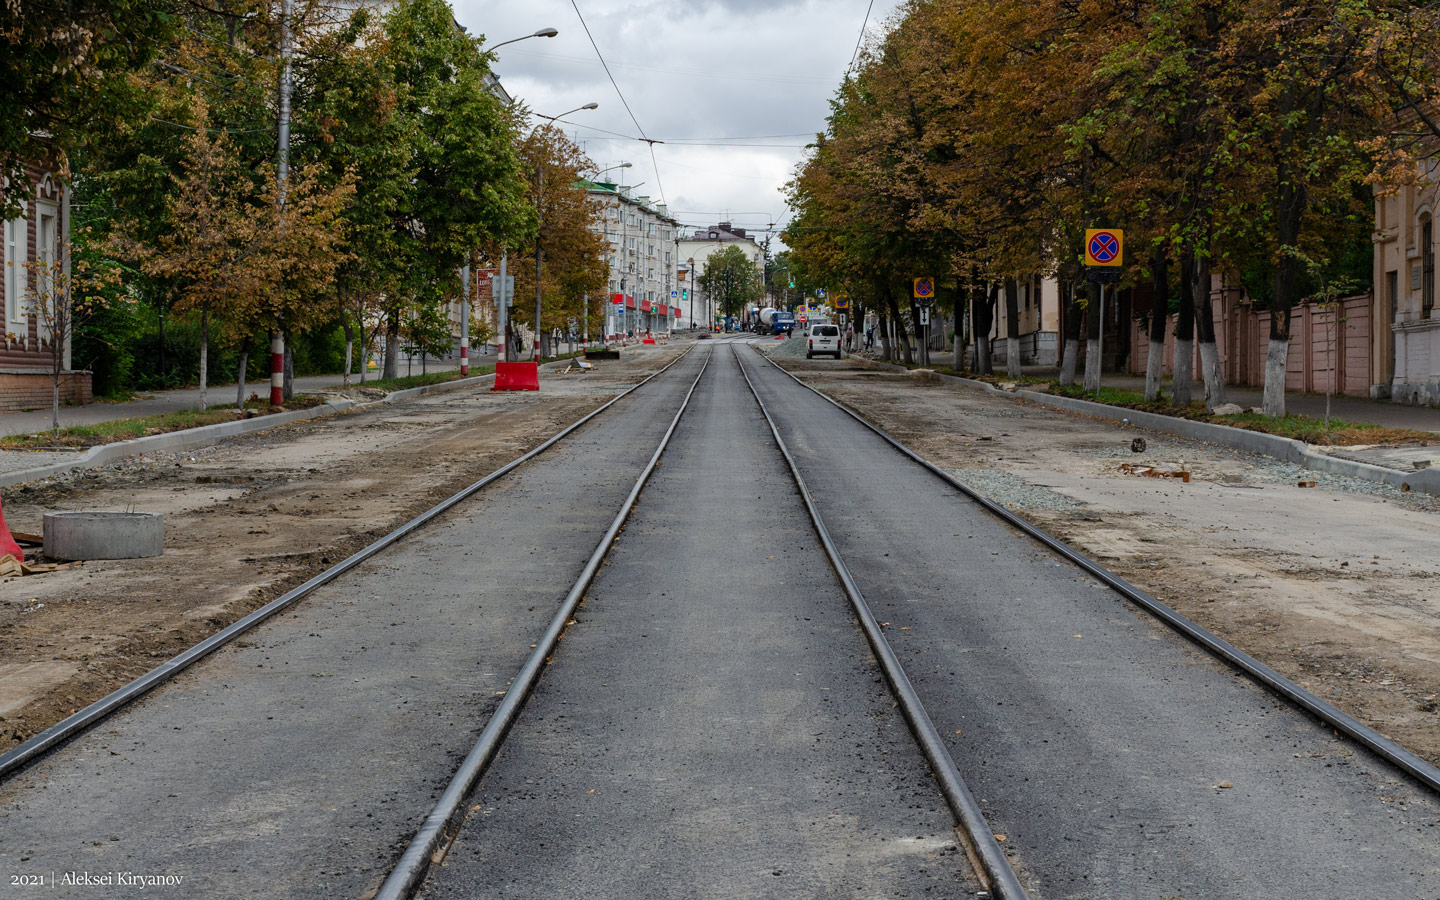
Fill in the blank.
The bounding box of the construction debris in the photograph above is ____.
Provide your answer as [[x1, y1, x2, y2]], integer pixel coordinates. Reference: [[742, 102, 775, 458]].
[[1118, 462, 1191, 483]]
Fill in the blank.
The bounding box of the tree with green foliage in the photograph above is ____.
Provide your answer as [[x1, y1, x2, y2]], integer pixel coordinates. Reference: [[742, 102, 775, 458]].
[[370, 0, 533, 377], [0, 0, 176, 216], [701, 245, 762, 318]]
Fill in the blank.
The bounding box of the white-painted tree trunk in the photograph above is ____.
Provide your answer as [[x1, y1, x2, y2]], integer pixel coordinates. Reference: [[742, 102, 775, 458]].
[[235, 350, 248, 410], [1083, 338, 1101, 391], [1006, 336, 1021, 378], [952, 326, 964, 370], [198, 308, 208, 412], [1144, 340, 1164, 401], [344, 340, 353, 388], [1059, 338, 1079, 385], [1262, 338, 1288, 416], [1172, 338, 1194, 406], [1198, 341, 1225, 411]]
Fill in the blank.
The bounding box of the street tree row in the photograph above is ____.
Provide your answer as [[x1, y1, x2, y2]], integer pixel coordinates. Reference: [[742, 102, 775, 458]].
[[6, 0, 606, 413], [784, 0, 1440, 415]]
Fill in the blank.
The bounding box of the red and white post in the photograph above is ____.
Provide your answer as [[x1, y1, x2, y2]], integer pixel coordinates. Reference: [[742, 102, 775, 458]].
[[460, 335, 469, 377], [269, 331, 285, 407]]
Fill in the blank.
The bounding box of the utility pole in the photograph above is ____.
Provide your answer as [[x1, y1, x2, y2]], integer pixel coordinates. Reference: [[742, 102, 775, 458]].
[[498, 250, 509, 361], [270, 0, 294, 408], [534, 167, 543, 361], [460, 263, 470, 376]]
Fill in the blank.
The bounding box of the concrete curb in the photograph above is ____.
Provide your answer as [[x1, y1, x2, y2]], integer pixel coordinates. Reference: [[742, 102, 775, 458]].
[[844, 357, 1440, 496], [0, 371, 499, 490]]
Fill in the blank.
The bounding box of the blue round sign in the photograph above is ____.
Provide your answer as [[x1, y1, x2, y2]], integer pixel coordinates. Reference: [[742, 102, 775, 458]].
[[1088, 232, 1120, 264]]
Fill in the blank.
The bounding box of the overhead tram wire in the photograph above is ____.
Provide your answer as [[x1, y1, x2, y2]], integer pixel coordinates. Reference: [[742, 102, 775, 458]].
[[847, 0, 877, 76], [568, 0, 667, 206]]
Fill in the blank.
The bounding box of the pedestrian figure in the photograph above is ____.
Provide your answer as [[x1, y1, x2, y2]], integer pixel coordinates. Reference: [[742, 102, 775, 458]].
[[865, 326, 875, 350], [846, 325, 855, 351]]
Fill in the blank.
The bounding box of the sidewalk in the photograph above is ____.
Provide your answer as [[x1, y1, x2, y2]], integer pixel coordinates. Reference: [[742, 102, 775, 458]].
[[1005, 365, 1440, 434], [0, 359, 463, 437]]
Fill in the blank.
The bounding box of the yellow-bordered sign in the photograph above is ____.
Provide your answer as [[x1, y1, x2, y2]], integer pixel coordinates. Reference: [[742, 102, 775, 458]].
[[1084, 229, 1123, 267], [833, 295, 850, 310], [913, 277, 935, 299]]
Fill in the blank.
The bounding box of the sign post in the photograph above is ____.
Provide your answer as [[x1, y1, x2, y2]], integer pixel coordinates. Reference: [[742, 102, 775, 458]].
[[1083, 229, 1123, 389], [914, 277, 935, 364]]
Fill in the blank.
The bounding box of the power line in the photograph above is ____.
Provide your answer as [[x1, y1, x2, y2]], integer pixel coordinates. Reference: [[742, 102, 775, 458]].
[[567, 0, 666, 207], [847, 0, 876, 76]]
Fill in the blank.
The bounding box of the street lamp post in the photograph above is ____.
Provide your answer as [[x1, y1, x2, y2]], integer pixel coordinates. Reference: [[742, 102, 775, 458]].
[[462, 26, 559, 369], [531, 103, 598, 360]]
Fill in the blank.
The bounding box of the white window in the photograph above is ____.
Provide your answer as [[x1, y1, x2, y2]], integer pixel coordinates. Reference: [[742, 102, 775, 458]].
[[4, 212, 26, 329], [35, 203, 57, 338]]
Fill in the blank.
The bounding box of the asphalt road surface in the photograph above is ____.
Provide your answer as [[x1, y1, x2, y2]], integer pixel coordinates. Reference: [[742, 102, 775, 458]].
[[416, 344, 976, 899], [0, 350, 707, 899], [1, 341, 1437, 899], [734, 345, 1440, 899]]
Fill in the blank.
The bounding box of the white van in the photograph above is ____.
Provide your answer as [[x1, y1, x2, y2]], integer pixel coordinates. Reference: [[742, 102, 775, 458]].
[[806, 323, 842, 359]]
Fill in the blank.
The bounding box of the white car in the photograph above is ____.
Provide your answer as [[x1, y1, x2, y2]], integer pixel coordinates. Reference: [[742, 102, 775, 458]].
[[806, 324, 842, 359]]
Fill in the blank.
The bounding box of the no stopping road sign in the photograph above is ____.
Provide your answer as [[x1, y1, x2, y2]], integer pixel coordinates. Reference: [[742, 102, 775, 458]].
[[1085, 229, 1123, 267]]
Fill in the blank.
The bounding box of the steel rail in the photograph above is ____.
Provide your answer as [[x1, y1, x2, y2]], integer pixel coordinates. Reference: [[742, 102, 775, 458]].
[[751, 346, 1440, 797], [0, 347, 698, 781], [374, 346, 714, 900], [732, 346, 1030, 900]]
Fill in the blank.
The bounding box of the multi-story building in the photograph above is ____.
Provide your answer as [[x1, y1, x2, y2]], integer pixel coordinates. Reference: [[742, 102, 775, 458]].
[[678, 222, 765, 329], [584, 180, 682, 336]]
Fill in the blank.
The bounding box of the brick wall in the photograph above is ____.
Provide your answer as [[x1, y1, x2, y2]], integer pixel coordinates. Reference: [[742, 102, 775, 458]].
[[0, 371, 92, 413]]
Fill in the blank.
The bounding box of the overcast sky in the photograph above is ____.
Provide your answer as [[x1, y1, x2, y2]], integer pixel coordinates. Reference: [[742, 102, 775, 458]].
[[450, 0, 906, 247]]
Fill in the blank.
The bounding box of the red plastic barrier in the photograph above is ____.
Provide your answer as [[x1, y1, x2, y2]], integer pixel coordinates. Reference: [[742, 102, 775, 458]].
[[0, 497, 23, 563], [491, 361, 540, 391], [642, 337, 656, 345]]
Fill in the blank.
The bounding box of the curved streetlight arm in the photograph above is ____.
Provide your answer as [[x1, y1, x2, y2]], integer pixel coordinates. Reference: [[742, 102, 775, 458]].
[[490, 27, 558, 52], [535, 102, 599, 121], [594, 162, 633, 179]]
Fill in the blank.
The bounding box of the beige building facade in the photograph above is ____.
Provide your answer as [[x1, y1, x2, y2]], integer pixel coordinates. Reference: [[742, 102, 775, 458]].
[[1374, 173, 1440, 404]]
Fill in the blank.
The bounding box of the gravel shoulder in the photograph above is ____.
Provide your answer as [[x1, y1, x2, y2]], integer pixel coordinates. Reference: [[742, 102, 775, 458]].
[[773, 356, 1440, 766], [0, 347, 684, 752]]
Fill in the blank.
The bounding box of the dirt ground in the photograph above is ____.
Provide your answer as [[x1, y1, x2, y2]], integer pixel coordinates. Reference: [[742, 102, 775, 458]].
[[0, 347, 685, 751], [779, 359, 1440, 768]]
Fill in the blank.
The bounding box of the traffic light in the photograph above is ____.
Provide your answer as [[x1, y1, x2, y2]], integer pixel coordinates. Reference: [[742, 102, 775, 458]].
[[681, 289, 688, 300], [788, 278, 795, 288]]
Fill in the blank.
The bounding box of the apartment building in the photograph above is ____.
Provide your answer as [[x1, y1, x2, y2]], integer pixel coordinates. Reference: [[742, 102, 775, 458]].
[[584, 180, 682, 336]]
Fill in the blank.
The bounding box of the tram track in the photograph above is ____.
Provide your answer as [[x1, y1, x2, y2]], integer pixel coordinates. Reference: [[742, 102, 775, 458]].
[[733, 345, 1030, 900], [735, 342, 1440, 898], [751, 345, 1440, 798], [373, 347, 714, 900], [0, 349, 697, 783], [404, 342, 987, 900]]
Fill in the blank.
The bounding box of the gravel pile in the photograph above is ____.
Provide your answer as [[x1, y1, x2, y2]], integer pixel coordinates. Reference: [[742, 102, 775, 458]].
[[764, 335, 811, 359], [1091, 434, 1440, 512], [946, 468, 1082, 512]]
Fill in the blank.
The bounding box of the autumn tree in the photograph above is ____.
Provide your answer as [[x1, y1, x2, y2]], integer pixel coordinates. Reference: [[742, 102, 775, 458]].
[[505, 124, 607, 359]]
